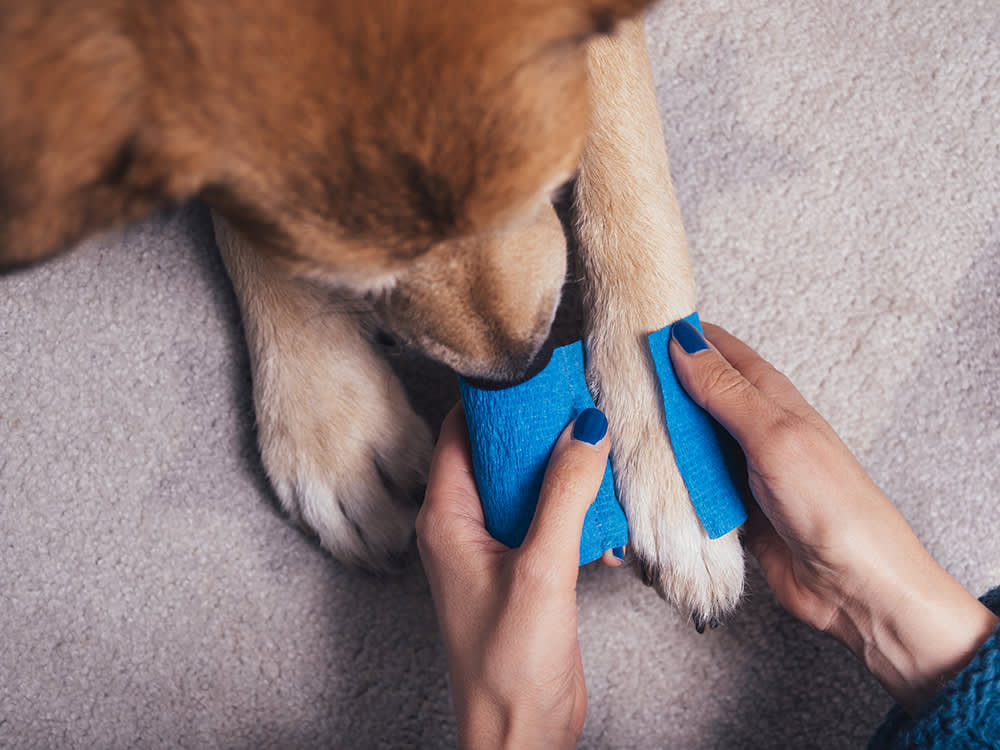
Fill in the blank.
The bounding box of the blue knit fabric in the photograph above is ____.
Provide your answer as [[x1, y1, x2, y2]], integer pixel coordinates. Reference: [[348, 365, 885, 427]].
[[868, 586, 1000, 749], [459, 313, 750, 564], [458, 341, 627, 566], [646, 312, 748, 538]]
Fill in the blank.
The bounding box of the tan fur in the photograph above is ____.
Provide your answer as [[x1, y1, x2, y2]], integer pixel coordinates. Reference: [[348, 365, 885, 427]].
[[1, 0, 744, 618], [214, 214, 432, 570], [575, 19, 744, 619], [1, 0, 604, 273]]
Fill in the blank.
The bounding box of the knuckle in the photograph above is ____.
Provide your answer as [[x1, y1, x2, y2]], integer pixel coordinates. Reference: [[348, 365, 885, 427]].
[[759, 411, 812, 462], [700, 360, 753, 407], [769, 367, 797, 392], [746, 359, 784, 389]]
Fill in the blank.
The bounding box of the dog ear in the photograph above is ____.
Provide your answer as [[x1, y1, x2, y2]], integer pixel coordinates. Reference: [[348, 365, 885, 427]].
[[0, 10, 199, 271]]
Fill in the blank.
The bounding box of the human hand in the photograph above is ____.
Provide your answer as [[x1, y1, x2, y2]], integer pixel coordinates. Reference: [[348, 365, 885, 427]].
[[669, 320, 999, 714], [417, 405, 618, 748]]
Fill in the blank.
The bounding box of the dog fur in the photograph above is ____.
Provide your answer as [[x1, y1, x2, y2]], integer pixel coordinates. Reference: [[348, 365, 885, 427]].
[[0, 0, 743, 621]]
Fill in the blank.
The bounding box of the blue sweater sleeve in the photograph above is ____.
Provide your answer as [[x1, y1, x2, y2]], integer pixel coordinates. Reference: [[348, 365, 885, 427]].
[[867, 586, 1000, 750]]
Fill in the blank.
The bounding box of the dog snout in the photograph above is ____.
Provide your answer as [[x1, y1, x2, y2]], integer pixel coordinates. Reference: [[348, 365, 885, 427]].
[[459, 335, 555, 390], [374, 284, 560, 382], [373, 201, 568, 381]]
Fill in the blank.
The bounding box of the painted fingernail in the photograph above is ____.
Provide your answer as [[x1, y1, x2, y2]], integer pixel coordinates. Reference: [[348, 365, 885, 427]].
[[672, 319, 710, 354], [572, 407, 608, 445], [612, 546, 626, 562]]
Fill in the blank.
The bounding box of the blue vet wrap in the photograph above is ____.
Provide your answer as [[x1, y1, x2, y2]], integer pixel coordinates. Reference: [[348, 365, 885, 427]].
[[646, 312, 748, 538], [459, 340, 627, 566]]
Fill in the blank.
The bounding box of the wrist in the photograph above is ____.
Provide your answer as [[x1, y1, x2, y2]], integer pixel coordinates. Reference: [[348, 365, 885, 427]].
[[830, 555, 999, 715], [457, 690, 582, 750]]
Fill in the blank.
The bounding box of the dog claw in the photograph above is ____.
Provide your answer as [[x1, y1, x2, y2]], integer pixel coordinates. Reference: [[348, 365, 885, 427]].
[[693, 614, 721, 634], [639, 560, 655, 588], [638, 561, 668, 601]]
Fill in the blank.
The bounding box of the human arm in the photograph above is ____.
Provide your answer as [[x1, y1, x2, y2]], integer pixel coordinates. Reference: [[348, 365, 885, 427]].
[[668, 320, 1000, 716], [416, 406, 618, 749]]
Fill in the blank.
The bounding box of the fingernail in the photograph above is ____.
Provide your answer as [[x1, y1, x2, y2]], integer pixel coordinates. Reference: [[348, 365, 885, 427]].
[[572, 407, 608, 445], [612, 546, 625, 562], [672, 319, 710, 354]]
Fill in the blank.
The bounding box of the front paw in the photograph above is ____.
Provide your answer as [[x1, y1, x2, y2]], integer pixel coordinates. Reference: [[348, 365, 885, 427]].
[[257, 345, 432, 571], [589, 336, 745, 623], [214, 214, 431, 572]]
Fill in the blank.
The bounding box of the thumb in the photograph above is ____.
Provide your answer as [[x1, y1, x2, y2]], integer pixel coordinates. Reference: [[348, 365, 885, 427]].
[[519, 408, 611, 575], [668, 319, 785, 450]]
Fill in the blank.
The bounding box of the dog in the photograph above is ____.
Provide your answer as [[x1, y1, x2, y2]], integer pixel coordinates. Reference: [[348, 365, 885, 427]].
[[0, 0, 744, 622]]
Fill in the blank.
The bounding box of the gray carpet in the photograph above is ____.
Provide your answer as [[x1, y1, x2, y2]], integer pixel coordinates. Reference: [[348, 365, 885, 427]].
[[3, 1, 999, 747]]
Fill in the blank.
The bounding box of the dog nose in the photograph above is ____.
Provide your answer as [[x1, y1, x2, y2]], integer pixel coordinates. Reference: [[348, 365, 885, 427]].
[[460, 336, 555, 390], [372, 328, 403, 353]]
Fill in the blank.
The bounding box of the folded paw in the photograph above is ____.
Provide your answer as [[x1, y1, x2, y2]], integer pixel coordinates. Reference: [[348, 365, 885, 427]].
[[255, 340, 432, 571], [214, 214, 431, 572]]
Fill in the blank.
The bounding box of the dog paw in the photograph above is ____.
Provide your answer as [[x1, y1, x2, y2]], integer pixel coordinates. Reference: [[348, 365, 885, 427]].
[[213, 214, 431, 572], [588, 335, 745, 623], [256, 342, 432, 571]]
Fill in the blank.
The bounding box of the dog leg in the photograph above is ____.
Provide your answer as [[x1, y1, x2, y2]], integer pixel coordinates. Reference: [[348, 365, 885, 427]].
[[575, 18, 744, 621], [213, 214, 432, 571]]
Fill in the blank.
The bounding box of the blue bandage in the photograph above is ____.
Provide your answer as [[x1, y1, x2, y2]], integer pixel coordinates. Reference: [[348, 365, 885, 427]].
[[646, 313, 747, 538], [458, 341, 627, 566], [459, 312, 747, 566]]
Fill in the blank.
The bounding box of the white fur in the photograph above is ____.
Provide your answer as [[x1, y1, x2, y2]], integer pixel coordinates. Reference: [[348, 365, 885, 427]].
[[214, 215, 431, 570], [574, 19, 745, 621]]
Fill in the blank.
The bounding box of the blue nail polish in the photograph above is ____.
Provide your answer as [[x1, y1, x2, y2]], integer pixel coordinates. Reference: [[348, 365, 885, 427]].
[[572, 408, 608, 445], [672, 319, 710, 354], [612, 546, 625, 562]]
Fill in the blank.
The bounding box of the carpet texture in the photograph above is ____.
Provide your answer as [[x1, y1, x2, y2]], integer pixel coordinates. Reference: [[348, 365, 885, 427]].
[[2, 1, 998, 747]]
